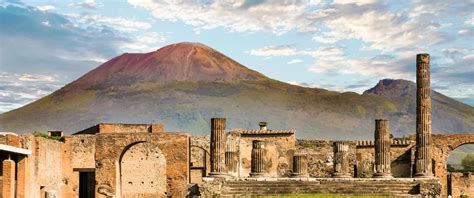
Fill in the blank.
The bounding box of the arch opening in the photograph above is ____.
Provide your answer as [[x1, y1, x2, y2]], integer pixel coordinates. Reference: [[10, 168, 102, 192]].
[[119, 141, 167, 198], [446, 143, 474, 197]]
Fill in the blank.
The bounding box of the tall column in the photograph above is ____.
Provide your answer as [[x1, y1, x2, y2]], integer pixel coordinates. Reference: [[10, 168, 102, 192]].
[[250, 140, 265, 177], [291, 154, 309, 178], [332, 141, 351, 178], [415, 53, 433, 178], [210, 118, 227, 177], [2, 158, 16, 198], [374, 119, 392, 178], [17, 156, 28, 198]]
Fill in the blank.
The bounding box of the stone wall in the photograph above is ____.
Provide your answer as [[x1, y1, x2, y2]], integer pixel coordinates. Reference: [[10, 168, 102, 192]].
[[21, 135, 69, 198], [449, 172, 474, 197], [431, 134, 474, 196], [296, 139, 356, 177], [356, 144, 414, 178], [75, 123, 164, 134], [94, 132, 189, 197], [296, 139, 334, 177], [238, 133, 295, 177], [190, 135, 210, 184]]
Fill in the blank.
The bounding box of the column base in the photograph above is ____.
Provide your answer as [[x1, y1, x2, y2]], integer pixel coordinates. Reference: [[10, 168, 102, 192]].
[[249, 172, 265, 178], [414, 173, 433, 178], [332, 173, 351, 178], [209, 172, 228, 178], [373, 173, 393, 178], [291, 173, 309, 178]]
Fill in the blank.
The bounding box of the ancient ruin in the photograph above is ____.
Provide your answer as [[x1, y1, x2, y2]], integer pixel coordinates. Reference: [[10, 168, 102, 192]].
[[415, 53, 433, 178], [0, 54, 473, 197], [374, 119, 392, 178]]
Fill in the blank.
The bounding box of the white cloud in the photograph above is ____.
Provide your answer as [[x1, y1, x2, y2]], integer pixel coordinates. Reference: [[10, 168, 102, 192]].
[[72, 0, 100, 9], [248, 45, 297, 57], [120, 32, 167, 52], [0, 72, 61, 112], [307, 46, 413, 79], [333, 0, 376, 6], [128, 0, 319, 35], [18, 74, 57, 82], [287, 59, 303, 64], [41, 21, 51, 27], [37, 5, 55, 12], [65, 14, 151, 32], [466, 16, 474, 25]]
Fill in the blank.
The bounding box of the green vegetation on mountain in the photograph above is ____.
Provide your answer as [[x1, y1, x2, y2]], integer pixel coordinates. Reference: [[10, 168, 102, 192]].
[[1, 42, 473, 139]]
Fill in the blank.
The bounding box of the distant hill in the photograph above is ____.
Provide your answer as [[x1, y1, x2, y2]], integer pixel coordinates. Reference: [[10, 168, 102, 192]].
[[1, 42, 473, 139]]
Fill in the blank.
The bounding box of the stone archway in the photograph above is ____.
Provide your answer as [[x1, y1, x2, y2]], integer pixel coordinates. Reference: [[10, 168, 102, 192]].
[[119, 141, 167, 198], [432, 134, 474, 196], [190, 145, 210, 183]]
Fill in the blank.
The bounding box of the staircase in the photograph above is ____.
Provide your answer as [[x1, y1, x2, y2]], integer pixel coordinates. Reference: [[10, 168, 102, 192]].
[[219, 178, 438, 197]]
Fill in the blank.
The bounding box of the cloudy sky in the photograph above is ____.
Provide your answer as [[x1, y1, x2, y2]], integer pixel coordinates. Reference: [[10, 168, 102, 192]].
[[0, 0, 473, 113]]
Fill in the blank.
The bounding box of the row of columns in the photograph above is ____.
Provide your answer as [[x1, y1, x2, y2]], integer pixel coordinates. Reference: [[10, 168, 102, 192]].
[[209, 118, 398, 178], [210, 54, 433, 179], [2, 155, 28, 198], [210, 118, 310, 178]]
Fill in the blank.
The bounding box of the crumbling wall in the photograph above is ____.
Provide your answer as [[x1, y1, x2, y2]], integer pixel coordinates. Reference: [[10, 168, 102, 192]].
[[94, 132, 189, 197], [356, 144, 413, 178], [21, 135, 71, 198], [449, 172, 474, 197], [190, 135, 210, 183], [64, 135, 96, 170], [296, 139, 356, 177], [296, 139, 334, 177], [239, 134, 295, 177]]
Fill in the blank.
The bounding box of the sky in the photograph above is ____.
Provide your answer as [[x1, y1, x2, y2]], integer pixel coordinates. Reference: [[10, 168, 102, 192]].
[[0, 0, 473, 113]]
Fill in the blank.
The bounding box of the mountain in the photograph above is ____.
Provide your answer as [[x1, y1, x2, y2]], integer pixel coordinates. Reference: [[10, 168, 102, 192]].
[[1, 42, 473, 139]]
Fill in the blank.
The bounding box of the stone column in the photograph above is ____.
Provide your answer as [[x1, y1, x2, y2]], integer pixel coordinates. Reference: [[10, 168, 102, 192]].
[[225, 133, 238, 176], [415, 53, 433, 178], [291, 154, 309, 178], [374, 119, 392, 178], [332, 141, 351, 178], [250, 140, 265, 177], [17, 156, 28, 198], [2, 158, 16, 198], [210, 118, 227, 177]]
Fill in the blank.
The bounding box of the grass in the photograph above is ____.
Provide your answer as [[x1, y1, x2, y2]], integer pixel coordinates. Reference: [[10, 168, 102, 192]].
[[248, 195, 396, 198]]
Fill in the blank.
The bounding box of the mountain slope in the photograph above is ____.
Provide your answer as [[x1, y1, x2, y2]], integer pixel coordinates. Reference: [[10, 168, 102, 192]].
[[1, 43, 473, 139]]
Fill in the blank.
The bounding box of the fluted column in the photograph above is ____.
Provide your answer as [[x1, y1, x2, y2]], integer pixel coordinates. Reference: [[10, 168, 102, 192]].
[[225, 133, 238, 176], [250, 140, 265, 177], [291, 154, 309, 178], [210, 118, 227, 177], [374, 119, 392, 178], [332, 141, 351, 178], [415, 54, 433, 178]]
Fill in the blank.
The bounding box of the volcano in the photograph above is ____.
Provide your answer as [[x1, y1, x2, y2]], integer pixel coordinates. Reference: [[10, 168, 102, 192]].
[[1, 42, 473, 139]]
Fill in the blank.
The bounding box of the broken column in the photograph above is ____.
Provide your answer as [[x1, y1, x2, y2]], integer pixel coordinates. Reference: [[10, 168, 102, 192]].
[[250, 140, 266, 177], [17, 156, 28, 198], [225, 133, 238, 176], [374, 119, 392, 178], [210, 118, 227, 177], [332, 141, 351, 178], [291, 154, 309, 178], [2, 158, 15, 198], [415, 53, 433, 178]]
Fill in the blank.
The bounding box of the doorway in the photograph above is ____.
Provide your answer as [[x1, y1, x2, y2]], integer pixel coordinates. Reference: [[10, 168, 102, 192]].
[[79, 171, 95, 198]]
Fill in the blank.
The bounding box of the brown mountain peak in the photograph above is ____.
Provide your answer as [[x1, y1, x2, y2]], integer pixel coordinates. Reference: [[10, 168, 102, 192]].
[[70, 42, 266, 90]]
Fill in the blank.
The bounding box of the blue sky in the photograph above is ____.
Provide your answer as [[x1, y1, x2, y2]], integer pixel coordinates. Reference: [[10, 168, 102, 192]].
[[0, 0, 473, 113]]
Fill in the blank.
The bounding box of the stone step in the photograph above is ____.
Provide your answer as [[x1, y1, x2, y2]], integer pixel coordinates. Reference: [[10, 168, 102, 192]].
[[221, 181, 420, 196]]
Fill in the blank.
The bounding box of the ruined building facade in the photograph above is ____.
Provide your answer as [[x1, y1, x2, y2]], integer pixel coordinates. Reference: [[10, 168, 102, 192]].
[[0, 54, 473, 197]]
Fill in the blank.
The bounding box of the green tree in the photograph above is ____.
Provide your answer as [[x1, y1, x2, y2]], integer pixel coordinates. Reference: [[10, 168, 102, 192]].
[[461, 154, 474, 170]]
